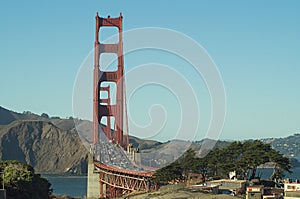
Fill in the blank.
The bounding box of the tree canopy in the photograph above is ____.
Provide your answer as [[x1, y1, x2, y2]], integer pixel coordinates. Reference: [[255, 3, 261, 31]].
[[0, 160, 52, 199], [153, 140, 291, 184], [205, 140, 291, 181]]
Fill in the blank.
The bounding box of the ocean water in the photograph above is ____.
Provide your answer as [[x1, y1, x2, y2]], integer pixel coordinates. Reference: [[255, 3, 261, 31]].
[[42, 167, 300, 198], [257, 167, 300, 180], [42, 174, 87, 198]]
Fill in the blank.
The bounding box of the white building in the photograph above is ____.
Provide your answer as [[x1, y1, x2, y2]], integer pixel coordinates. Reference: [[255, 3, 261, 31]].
[[284, 182, 300, 198]]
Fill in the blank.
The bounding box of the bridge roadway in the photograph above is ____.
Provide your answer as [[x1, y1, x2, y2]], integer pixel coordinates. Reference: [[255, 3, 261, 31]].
[[92, 130, 155, 198], [96, 131, 140, 170]]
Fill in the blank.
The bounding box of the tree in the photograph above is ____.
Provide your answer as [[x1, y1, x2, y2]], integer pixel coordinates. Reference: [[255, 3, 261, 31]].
[[194, 157, 208, 182], [269, 150, 291, 182], [153, 141, 291, 186], [206, 148, 222, 178], [177, 149, 198, 181], [41, 113, 49, 118], [240, 140, 271, 180], [22, 111, 32, 115], [0, 160, 52, 199], [153, 149, 199, 184], [153, 161, 182, 184], [202, 140, 291, 181]]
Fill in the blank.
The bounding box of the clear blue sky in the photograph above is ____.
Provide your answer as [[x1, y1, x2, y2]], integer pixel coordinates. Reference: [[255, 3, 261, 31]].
[[0, 1, 299, 141]]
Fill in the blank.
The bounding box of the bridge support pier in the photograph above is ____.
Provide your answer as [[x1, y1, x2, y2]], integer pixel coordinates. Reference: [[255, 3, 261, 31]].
[[87, 153, 101, 199]]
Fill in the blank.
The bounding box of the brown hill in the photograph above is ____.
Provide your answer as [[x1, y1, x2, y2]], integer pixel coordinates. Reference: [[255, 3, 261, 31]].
[[0, 106, 42, 125], [0, 120, 88, 174]]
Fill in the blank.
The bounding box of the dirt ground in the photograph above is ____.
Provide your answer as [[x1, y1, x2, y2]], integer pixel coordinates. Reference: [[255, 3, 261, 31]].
[[122, 184, 242, 199]]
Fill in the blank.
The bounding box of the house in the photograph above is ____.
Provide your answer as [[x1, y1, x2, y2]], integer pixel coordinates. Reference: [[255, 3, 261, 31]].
[[246, 185, 264, 199], [262, 187, 283, 199], [284, 181, 300, 198]]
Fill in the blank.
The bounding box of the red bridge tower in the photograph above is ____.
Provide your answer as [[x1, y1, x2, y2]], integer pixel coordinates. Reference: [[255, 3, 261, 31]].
[[88, 12, 154, 199], [93, 12, 128, 148]]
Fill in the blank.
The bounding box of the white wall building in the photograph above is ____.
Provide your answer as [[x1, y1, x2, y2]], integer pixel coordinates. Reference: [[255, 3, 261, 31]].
[[284, 182, 300, 198]]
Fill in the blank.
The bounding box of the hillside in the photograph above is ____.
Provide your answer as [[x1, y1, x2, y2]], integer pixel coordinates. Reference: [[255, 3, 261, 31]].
[[122, 184, 237, 199], [0, 105, 299, 174], [0, 106, 42, 125], [0, 106, 168, 173], [0, 120, 88, 174], [262, 133, 300, 158]]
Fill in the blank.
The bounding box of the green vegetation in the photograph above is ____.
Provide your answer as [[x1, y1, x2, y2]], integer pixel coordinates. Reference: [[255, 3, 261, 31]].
[[0, 160, 52, 199], [41, 113, 49, 118], [153, 149, 204, 184], [206, 140, 291, 181], [154, 140, 291, 184]]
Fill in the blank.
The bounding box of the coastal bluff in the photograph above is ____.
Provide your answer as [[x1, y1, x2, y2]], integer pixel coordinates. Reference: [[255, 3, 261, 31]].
[[0, 118, 88, 174]]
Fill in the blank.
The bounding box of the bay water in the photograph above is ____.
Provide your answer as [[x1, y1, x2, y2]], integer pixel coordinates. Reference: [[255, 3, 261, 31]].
[[42, 174, 87, 198], [257, 166, 300, 180]]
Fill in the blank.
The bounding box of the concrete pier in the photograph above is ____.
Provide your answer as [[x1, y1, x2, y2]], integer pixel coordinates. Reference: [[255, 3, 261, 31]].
[[87, 153, 101, 199]]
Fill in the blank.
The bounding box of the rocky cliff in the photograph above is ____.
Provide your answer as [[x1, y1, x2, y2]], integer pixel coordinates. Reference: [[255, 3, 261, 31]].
[[0, 114, 88, 174]]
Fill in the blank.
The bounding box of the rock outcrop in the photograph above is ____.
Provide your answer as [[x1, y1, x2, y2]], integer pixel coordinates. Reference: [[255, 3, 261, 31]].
[[0, 120, 88, 174]]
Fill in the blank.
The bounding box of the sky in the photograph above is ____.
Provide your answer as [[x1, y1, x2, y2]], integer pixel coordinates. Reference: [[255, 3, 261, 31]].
[[0, 1, 299, 141]]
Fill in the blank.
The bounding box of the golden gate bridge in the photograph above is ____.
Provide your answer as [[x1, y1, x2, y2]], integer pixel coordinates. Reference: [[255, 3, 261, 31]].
[[87, 12, 156, 198]]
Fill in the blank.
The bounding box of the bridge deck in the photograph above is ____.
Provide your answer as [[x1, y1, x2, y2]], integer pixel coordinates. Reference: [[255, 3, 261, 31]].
[[94, 161, 153, 177]]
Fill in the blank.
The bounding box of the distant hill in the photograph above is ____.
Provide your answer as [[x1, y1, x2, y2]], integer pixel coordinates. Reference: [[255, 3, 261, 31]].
[[0, 106, 172, 172], [0, 105, 299, 173], [0, 106, 77, 131], [129, 135, 162, 150], [262, 133, 300, 158]]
